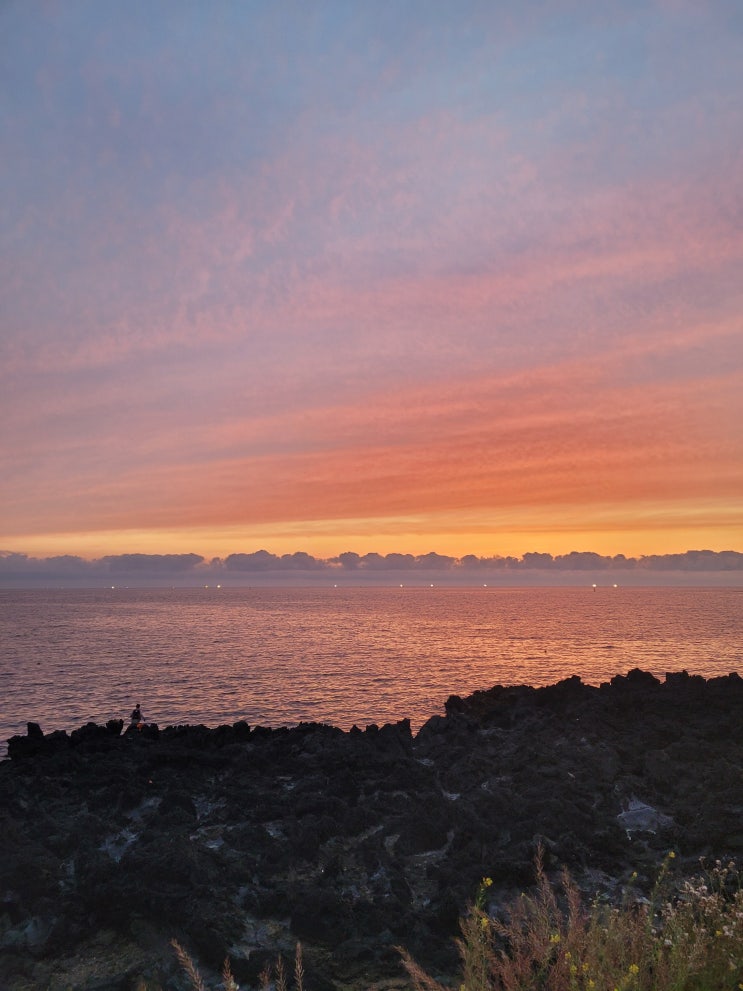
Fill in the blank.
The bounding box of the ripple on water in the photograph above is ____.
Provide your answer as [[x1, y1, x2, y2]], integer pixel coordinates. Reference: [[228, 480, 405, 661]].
[[1, 587, 741, 753]]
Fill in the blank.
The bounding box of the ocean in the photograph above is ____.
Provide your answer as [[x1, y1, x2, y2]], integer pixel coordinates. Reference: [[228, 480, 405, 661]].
[[1, 586, 741, 754]]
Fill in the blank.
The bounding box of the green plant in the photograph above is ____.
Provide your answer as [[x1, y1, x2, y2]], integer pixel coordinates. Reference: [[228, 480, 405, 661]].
[[168, 857, 743, 991], [399, 851, 743, 991]]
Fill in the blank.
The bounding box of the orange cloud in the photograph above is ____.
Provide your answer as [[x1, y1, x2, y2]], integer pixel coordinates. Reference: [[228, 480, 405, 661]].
[[4, 333, 739, 553]]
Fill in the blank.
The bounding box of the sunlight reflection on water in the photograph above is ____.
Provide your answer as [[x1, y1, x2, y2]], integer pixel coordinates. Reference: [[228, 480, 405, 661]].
[[1, 586, 741, 751]]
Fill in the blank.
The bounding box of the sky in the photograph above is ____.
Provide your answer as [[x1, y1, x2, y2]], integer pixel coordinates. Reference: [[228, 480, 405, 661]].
[[2, 0, 742, 567]]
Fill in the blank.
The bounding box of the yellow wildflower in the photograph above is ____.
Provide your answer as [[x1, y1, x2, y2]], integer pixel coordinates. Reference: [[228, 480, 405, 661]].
[[628, 963, 639, 975], [549, 933, 561, 944], [482, 876, 493, 887], [480, 916, 489, 930], [570, 964, 578, 976], [668, 850, 676, 859]]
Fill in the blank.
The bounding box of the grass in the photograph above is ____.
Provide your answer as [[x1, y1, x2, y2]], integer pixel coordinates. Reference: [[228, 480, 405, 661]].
[[170, 938, 304, 991], [167, 851, 743, 991], [400, 850, 743, 991]]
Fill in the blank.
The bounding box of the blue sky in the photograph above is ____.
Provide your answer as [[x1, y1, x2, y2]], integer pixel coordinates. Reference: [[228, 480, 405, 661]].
[[2, 1, 742, 562]]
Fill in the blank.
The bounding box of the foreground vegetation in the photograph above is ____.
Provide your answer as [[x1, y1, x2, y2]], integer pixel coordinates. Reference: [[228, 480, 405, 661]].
[[169, 852, 743, 991]]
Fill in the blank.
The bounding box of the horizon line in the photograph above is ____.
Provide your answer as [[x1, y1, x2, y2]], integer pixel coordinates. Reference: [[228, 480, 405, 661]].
[[2, 547, 742, 580]]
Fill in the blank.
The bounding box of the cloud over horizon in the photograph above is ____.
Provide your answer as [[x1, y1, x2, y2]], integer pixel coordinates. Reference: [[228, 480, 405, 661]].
[[1, 549, 742, 588]]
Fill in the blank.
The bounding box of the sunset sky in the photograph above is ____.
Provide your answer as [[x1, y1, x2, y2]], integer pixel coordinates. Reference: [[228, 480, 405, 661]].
[[2, 1, 742, 563]]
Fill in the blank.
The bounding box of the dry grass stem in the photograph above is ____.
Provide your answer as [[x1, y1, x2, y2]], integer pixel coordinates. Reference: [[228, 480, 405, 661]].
[[401, 851, 743, 991], [171, 938, 208, 991]]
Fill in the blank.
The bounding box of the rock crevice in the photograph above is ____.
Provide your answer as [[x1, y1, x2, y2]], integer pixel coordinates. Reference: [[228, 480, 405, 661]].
[[2, 669, 742, 990]]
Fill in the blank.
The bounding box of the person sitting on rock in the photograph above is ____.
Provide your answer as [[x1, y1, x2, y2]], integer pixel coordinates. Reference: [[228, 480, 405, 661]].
[[130, 703, 143, 728]]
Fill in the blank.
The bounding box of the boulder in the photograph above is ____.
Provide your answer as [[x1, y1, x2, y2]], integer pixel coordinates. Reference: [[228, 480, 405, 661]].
[[3, 670, 743, 990]]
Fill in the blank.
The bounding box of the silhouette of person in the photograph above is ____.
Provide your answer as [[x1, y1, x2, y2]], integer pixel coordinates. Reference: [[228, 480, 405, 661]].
[[130, 703, 143, 726]]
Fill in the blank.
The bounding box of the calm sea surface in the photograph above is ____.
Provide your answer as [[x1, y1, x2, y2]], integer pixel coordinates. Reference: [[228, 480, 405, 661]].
[[1, 586, 741, 754]]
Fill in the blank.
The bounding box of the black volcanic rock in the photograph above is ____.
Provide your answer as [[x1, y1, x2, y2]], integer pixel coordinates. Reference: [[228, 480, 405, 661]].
[[2, 670, 743, 990]]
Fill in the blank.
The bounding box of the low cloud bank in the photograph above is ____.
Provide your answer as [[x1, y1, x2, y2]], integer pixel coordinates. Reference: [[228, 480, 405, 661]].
[[1, 549, 742, 587]]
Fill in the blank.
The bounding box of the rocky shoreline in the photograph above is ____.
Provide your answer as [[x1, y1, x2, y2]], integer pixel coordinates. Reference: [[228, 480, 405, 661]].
[[2, 669, 743, 990]]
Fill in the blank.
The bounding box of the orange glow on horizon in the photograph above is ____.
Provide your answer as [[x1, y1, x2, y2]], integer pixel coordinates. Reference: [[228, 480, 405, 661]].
[[3, 349, 741, 548], [3, 499, 741, 563]]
